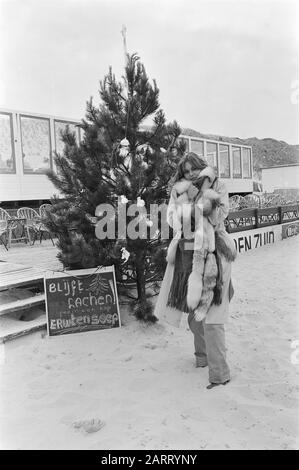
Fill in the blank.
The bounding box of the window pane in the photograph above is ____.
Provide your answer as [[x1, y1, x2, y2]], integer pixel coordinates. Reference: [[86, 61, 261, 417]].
[[0, 113, 15, 173], [206, 142, 218, 173], [20, 116, 51, 173], [191, 139, 204, 156], [232, 146, 242, 178], [55, 121, 80, 155], [219, 144, 230, 178], [242, 148, 251, 177]]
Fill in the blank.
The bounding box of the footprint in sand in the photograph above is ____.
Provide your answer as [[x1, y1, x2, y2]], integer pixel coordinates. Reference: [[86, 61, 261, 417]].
[[72, 418, 105, 434], [124, 355, 133, 362]]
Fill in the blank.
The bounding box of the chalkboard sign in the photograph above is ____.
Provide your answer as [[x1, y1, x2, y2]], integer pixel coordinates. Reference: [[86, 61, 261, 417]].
[[44, 266, 121, 337]]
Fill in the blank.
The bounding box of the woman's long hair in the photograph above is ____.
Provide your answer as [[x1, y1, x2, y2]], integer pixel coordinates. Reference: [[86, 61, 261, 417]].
[[168, 152, 208, 193]]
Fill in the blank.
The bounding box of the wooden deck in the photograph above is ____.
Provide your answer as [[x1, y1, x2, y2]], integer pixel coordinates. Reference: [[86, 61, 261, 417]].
[[0, 263, 44, 291], [0, 239, 60, 272], [0, 261, 47, 342]]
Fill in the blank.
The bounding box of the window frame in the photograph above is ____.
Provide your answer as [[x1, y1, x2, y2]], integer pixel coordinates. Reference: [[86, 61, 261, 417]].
[[218, 143, 230, 178], [0, 111, 16, 174], [232, 145, 242, 179], [54, 119, 81, 154], [242, 146, 252, 179], [190, 138, 204, 157], [206, 140, 219, 175], [20, 114, 53, 174]]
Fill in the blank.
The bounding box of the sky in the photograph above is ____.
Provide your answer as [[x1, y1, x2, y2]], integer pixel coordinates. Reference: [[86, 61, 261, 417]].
[[0, 0, 298, 144]]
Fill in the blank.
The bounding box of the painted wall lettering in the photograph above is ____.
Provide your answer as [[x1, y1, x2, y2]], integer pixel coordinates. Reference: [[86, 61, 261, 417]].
[[282, 222, 299, 240], [233, 230, 275, 253]]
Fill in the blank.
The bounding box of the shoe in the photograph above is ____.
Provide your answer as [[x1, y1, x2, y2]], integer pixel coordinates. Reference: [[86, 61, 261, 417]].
[[206, 380, 230, 390]]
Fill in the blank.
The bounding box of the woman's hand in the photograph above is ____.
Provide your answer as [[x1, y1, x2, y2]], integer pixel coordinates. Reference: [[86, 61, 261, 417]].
[[199, 167, 216, 183], [202, 199, 214, 216], [187, 183, 199, 201]]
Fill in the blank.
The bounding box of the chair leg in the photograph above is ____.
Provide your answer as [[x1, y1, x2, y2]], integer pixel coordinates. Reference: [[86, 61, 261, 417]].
[[0, 234, 8, 251], [8, 229, 12, 248], [32, 230, 38, 245], [19, 224, 27, 244], [26, 227, 32, 245]]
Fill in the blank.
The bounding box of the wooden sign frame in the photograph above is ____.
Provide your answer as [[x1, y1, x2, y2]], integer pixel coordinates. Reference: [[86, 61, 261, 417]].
[[44, 266, 121, 337]]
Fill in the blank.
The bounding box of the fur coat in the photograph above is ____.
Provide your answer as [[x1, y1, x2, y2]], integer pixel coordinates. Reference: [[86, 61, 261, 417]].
[[154, 168, 236, 325]]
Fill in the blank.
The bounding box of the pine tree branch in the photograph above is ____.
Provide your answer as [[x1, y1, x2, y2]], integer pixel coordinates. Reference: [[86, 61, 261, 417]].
[[145, 273, 163, 283], [107, 77, 126, 103], [120, 268, 137, 282], [101, 174, 117, 189], [139, 93, 159, 122], [118, 162, 131, 177]]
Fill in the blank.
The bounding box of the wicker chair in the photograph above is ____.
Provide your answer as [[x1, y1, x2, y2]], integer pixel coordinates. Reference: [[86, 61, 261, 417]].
[[229, 195, 241, 211], [238, 196, 248, 210], [260, 193, 280, 208], [242, 194, 261, 209], [39, 203, 53, 218], [17, 207, 54, 245], [0, 208, 18, 249], [0, 209, 9, 250], [39, 204, 55, 245]]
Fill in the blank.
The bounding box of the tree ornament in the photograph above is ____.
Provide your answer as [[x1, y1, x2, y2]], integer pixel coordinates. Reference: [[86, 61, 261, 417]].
[[86, 213, 98, 225], [136, 143, 153, 156], [121, 247, 130, 262], [123, 175, 132, 188], [140, 161, 149, 170], [137, 197, 145, 207], [119, 138, 130, 157], [136, 143, 146, 155], [120, 195, 129, 204]]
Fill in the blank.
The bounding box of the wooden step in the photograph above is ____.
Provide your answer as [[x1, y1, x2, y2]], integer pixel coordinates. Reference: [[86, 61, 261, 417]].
[[0, 293, 45, 315], [0, 315, 47, 343], [0, 262, 47, 342], [0, 263, 44, 291], [0, 263, 33, 274]]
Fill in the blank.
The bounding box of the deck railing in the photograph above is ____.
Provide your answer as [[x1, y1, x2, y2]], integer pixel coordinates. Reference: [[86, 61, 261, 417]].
[[225, 204, 299, 233]]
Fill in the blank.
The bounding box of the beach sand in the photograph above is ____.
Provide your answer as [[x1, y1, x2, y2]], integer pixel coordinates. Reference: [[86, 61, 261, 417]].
[[0, 236, 298, 450]]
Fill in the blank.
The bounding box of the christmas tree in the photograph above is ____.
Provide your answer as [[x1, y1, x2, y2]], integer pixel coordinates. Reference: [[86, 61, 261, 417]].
[[45, 53, 185, 322]]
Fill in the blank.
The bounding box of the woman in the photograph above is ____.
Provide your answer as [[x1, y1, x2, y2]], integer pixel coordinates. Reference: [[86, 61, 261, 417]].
[[154, 152, 236, 389]]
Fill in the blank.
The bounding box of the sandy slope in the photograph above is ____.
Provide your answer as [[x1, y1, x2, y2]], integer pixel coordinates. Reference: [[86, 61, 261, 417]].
[[0, 236, 298, 450]]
